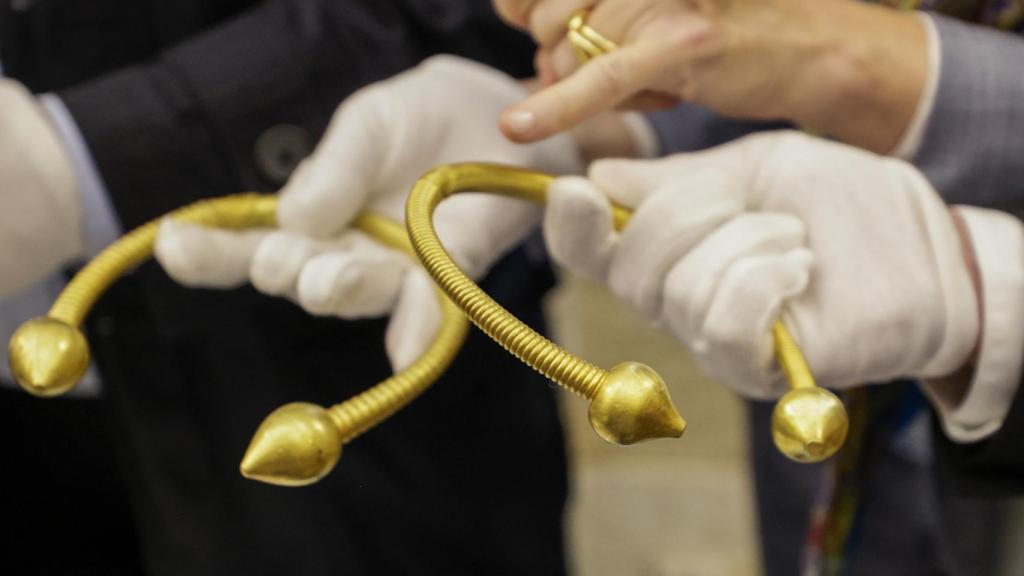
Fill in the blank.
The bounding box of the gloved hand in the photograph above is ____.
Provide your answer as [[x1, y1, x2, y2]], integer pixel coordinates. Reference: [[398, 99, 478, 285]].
[[0, 80, 80, 296], [544, 130, 981, 399], [156, 55, 582, 371]]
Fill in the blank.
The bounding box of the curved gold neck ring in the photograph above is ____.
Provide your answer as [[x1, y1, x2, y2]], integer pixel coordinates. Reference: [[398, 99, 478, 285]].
[[405, 163, 848, 463], [8, 164, 848, 493], [7, 195, 469, 486]]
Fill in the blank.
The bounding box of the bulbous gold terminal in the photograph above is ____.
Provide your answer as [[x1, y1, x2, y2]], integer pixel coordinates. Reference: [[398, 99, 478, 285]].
[[15, 168, 839, 492], [240, 402, 343, 487], [8, 317, 90, 398], [771, 388, 849, 463], [587, 362, 687, 445], [10, 195, 465, 486]]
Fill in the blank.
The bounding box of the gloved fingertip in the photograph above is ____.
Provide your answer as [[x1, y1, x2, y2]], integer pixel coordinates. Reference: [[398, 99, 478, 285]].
[[548, 177, 609, 221], [277, 158, 367, 237], [295, 252, 361, 317], [296, 250, 406, 318], [154, 218, 253, 289], [384, 270, 442, 373], [155, 217, 199, 244], [384, 326, 426, 374], [588, 157, 636, 182], [550, 175, 605, 200], [545, 177, 616, 281], [588, 158, 661, 207], [154, 219, 196, 285], [250, 230, 317, 297], [154, 218, 194, 257]]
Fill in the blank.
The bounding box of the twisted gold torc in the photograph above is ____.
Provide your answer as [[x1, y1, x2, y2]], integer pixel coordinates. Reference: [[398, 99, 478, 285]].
[[406, 165, 684, 445], [406, 163, 848, 462], [8, 164, 847, 482], [7, 194, 470, 486]]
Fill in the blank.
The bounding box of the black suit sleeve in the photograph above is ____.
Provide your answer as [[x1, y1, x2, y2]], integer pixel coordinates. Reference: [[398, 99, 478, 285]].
[[58, 0, 535, 229]]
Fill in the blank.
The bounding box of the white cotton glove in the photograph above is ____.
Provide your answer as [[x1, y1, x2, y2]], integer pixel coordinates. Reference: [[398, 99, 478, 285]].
[[0, 80, 80, 297], [155, 55, 582, 372], [544, 130, 980, 400]]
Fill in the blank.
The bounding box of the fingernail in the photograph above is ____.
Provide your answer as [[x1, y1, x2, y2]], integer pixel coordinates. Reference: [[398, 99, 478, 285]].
[[503, 109, 536, 136]]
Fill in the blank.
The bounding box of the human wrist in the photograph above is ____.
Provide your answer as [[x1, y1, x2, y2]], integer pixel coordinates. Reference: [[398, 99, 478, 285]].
[[789, 2, 928, 153], [888, 14, 939, 159]]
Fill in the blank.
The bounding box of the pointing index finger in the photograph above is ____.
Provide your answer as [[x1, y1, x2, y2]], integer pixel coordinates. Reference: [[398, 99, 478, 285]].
[[499, 41, 669, 143]]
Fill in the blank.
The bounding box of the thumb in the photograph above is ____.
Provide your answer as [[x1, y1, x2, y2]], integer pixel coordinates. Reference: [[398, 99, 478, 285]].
[[590, 131, 788, 210], [544, 176, 616, 282], [694, 247, 813, 399], [384, 268, 443, 373], [433, 194, 541, 280], [588, 156, 694, 209], [277, 88, 392, 237]]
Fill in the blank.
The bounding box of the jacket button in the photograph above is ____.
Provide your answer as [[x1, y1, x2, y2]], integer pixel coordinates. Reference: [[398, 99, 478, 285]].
[[254, 124, 312, 185]]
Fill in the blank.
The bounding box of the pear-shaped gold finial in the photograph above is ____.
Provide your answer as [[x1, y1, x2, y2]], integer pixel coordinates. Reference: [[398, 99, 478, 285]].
[[588, 362, 686, 445], [8, 317, 90, 398], [771, 387, 849, 463], [240, 402, 343, 487]]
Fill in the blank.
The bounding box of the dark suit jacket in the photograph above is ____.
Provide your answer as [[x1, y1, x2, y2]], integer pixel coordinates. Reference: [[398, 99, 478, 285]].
[[1, 1, 569, 574]]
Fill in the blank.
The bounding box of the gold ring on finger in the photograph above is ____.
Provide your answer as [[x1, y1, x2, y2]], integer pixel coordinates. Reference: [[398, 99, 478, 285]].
[[567, 10, 617, 64]]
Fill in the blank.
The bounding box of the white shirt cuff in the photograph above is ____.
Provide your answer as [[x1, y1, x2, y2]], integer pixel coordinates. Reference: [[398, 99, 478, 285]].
[[922, 206, 1024, 442], [890, 13, 941, 161]]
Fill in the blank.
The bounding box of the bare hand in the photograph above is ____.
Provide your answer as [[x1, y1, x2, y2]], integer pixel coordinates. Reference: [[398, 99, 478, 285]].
[[496, 0, 927, 153]]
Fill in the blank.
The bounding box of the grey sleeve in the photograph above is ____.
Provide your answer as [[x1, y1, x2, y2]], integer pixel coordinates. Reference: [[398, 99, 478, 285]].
[[645, 102, 790, 155], [914, 14, 1024, 209]]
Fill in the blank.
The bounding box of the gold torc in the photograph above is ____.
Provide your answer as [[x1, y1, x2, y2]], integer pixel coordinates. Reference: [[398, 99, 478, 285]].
[[8, 164, 848, 489]]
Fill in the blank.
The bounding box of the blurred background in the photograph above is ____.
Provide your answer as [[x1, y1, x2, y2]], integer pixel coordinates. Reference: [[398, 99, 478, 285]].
[[550, 274, 1024, 576], [549, 274, 759, 575]]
